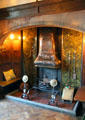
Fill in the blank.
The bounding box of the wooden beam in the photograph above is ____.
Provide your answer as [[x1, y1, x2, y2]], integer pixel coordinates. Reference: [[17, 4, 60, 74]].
[[0, 2, 38, 19], [21, 30, 25, 77], [0, 0, 85, 20], [38, 0, 85, 15]]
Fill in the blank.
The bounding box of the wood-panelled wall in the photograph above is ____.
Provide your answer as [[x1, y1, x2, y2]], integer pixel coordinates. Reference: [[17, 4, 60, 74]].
[[0, 0, 85, 20], [82, 33, 85, 86]]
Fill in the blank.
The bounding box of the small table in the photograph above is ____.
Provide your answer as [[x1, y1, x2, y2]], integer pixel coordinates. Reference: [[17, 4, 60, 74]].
[[74, 86, 85, 102]]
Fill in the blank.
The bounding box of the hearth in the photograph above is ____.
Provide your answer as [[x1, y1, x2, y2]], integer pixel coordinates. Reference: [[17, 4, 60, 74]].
[[7, 88, 79, 116]]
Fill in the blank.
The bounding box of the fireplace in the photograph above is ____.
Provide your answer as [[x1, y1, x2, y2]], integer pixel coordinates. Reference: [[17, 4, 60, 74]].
[[0, 27, 82, 90], [0, 1, 85, 115], [0, 0, 85, 92], [34, 27, 61, 92]]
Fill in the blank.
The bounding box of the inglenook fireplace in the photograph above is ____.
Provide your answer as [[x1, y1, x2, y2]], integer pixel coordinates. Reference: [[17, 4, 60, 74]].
[[0, 0, 85, 115]]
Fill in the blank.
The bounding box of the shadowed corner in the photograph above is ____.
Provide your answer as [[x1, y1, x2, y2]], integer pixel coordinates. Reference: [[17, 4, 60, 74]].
[[82, 114, 85, 120], [0, 86, 5, 99]]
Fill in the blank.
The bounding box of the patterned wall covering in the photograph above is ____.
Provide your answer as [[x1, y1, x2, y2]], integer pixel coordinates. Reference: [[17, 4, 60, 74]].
[[23, 28, 82, 88], [62, 28, 82, 87], [23, 28, 37, 87]]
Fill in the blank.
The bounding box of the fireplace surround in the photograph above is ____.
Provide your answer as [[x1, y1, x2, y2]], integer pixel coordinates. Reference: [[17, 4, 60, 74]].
[[0, 26, 82, 92]]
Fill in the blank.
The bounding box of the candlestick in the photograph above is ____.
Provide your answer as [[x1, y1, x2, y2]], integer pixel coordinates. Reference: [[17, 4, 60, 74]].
[[48, 79, 58, 105], [21, 75, 29, 99]]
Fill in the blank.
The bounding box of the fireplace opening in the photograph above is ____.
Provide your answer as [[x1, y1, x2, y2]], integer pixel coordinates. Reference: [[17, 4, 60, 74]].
[[0, 27, 82, 93]]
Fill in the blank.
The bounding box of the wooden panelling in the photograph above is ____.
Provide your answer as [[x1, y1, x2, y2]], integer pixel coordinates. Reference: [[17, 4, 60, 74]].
[[0, 10, 85, 45], [0, 0, 85, 20], [82, 33, 85, 85], [38, 0, 85, 15], [0, 3, 38, 19], [74, 86, 85, 102]]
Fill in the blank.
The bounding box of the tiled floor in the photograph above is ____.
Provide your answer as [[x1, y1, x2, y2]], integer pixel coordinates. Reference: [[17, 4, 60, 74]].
[[0, 98, 83, 120]]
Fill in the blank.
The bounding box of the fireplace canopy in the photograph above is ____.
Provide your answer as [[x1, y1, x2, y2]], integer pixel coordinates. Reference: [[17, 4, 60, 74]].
[[34, 27, 61, 68]]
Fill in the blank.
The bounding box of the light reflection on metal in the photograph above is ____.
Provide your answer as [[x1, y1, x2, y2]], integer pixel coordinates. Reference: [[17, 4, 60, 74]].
[[18, 36, 26, 40], [34, 28, 61, 68]]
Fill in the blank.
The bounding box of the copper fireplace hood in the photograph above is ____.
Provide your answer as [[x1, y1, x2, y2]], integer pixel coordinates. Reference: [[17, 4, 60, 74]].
[[34, 28, 61, 68]]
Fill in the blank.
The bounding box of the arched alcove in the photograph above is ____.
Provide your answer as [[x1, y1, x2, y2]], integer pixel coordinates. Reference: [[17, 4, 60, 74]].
[[0, 26, 83, 90], [0, 9, 85, 44]]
